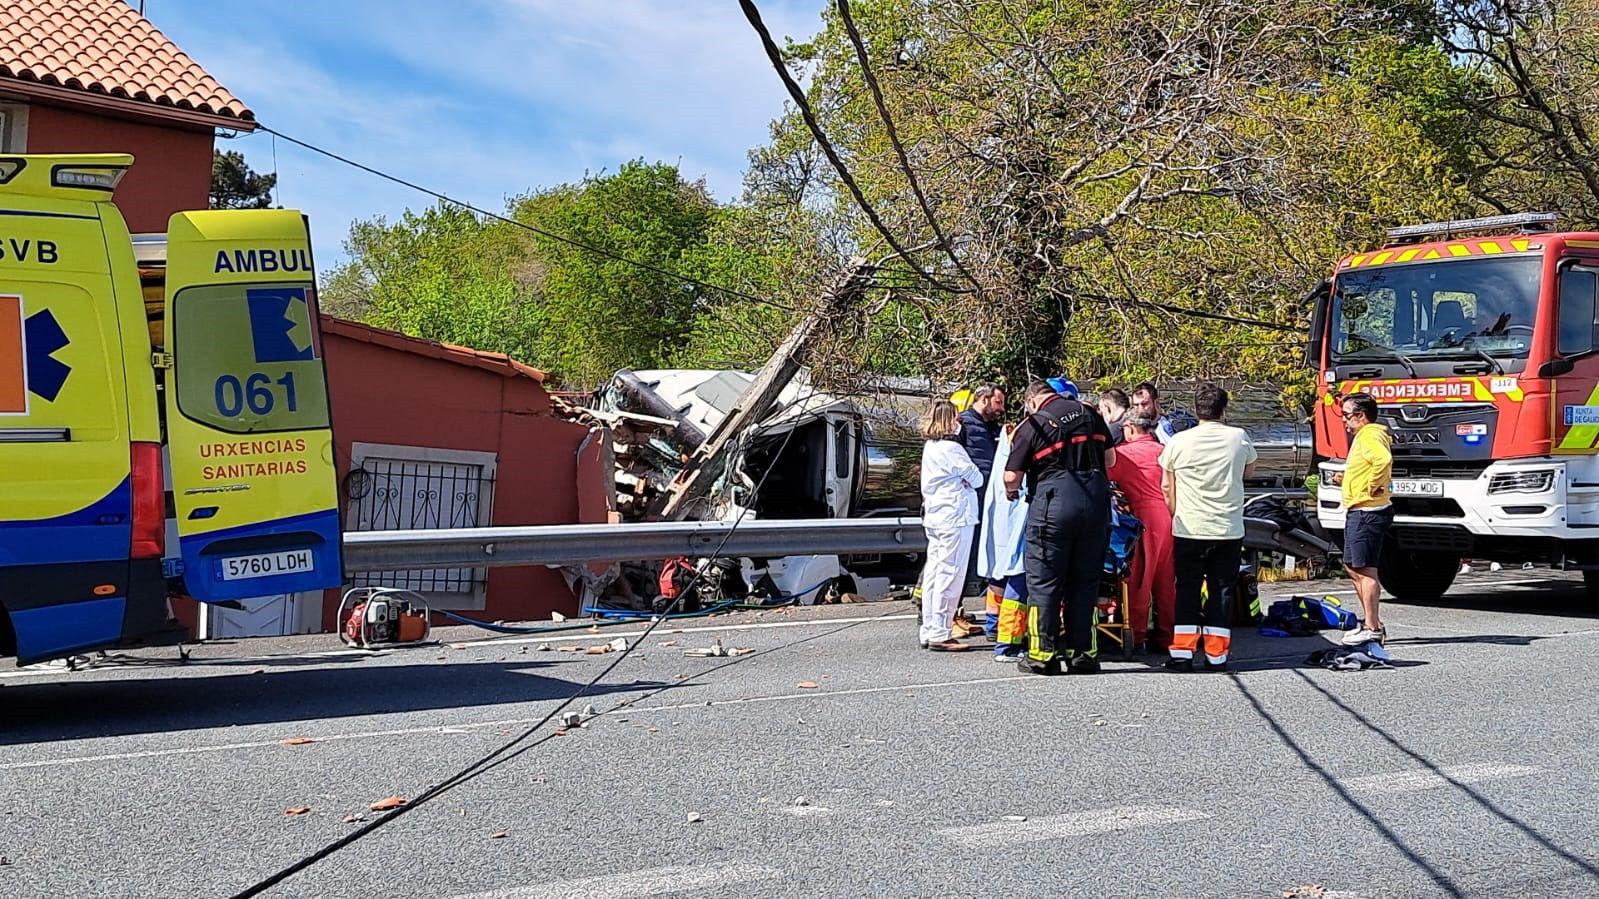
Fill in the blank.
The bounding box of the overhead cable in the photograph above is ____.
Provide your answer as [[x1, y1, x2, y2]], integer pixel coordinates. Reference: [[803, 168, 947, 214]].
[[834, 0, 981, 293], [252, 124, 771, 307], [227, 383, 823, 898], [739, 0, 962, 294]]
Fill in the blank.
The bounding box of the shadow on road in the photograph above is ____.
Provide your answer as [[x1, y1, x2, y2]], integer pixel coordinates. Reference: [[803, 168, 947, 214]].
[[1397, 576, 1597, 619], [0, 658, 664, 746], [1225, 656, 1428, 674], [1229, 675, 1469, 898], [1386, 634, 1550, 647], [1289, 669, 1599, 882]]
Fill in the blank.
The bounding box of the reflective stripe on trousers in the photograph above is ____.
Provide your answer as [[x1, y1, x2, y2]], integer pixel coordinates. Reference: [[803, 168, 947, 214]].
[[1023, 471, 1110, 662]]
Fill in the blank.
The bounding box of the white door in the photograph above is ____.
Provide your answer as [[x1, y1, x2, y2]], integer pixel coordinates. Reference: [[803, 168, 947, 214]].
[[200, 592, 311, 638], [825, 415, 855, 518]]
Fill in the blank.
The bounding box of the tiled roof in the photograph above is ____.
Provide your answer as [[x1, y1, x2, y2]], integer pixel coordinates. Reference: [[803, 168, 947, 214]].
[[0, 0, 251, 122], [320, 316, 551, 384]]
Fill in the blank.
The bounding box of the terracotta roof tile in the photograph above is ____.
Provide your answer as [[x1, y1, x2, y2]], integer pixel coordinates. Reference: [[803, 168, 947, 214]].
[[0, 0, 251, 122]]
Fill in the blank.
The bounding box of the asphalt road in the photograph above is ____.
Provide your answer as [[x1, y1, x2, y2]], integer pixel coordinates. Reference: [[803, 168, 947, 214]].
[[1, 570, 1597, 899]]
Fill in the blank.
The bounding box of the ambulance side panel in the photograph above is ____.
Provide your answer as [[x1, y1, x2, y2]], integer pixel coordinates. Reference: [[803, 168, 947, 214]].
[[0, 189, 166, 663], [163, 210, 344, 600]]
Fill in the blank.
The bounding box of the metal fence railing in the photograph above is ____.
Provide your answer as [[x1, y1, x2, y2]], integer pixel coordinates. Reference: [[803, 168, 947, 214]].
[[342, 517, 927, 573]]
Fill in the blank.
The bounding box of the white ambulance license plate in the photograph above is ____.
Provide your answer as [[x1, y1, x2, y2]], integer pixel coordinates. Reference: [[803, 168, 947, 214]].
[[221, 549, 314, 581], [1390, 479, 1443, 497]]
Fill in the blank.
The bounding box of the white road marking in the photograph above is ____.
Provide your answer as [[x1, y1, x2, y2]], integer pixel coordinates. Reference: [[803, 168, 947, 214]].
[[938, 806, 1210, 847], [0, 646, 396, 679], [448, 863, 783, 899], [1345, 762, 1543, 795], [7, 598, 1595, 773], [0, 722, 490, 771], [628, 674, 1036, 714], [782, 805, 835, 817]]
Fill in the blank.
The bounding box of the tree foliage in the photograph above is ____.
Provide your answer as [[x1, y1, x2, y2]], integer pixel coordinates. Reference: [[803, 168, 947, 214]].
[[321, 203, 535, 357], [511, 162, 721, 382], [210, 149, 276, 209], [321, 162, 768, 387], [737, 0, 1485, 407], [321, 0, 1599, 411]]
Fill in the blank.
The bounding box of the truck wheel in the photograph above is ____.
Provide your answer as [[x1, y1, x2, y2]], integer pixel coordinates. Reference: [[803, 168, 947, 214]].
[[1377, 546, 1459, 600], [1583, 570, 1599, 602]]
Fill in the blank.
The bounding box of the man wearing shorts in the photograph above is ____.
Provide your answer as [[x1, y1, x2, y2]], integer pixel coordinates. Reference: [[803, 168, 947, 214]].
[[1337, 392, 1393, 645]]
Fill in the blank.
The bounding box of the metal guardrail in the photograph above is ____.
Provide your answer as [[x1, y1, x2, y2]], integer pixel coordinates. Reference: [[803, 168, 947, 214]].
[[342, 517, 928, 573]]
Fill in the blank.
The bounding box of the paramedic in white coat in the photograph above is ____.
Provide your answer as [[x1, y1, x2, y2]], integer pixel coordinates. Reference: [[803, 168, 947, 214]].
[[917, 399, 983, 650]]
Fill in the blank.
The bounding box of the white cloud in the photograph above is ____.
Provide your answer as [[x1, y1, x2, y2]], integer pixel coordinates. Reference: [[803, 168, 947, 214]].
[[143, 0, 825, 267]]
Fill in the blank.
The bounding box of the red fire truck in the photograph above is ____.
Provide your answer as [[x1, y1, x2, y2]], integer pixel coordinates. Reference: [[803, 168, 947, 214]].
[[1308, 212, 1599, 600]]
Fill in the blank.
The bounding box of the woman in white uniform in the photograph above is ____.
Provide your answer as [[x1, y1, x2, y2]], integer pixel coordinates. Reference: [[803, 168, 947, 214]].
[[916, 399, 983, 651]]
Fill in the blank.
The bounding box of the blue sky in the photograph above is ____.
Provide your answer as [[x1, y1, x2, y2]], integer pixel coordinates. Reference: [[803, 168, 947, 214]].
[[137, 0, 825, 268]]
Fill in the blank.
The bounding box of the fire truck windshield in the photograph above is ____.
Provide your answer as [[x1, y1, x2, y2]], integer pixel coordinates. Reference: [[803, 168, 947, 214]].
[[1330, 255, 1543, 362]]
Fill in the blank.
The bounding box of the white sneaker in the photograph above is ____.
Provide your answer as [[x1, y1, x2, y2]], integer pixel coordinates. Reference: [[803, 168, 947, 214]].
[[1341, 626, 1387, 646]]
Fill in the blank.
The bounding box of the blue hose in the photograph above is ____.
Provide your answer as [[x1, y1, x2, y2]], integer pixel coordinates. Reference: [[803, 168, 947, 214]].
[[583, 599, 742, 620], [583, 578, 832, 618]]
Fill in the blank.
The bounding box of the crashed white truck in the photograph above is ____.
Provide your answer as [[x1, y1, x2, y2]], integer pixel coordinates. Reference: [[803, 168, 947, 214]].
[[575, 368, 1332, 611], [584, 368, 928, 607]]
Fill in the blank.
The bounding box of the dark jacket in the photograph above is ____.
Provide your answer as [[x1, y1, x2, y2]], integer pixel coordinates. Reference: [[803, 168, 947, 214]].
[[958, 408, 1001, 479]]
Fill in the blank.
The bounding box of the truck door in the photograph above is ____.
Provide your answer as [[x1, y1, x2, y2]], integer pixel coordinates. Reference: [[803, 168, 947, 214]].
[[162, 210, 343, 600], [1553, 262, 1599, 452], [825, 415, 854, 518]]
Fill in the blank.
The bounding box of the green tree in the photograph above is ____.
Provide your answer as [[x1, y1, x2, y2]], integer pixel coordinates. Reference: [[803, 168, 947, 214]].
[[210, 149, 276, 209], [510, 161, 723, 384], [740, 0, 1478, 404], [321, 203, 536, 357], [320, 161, 769, 387]]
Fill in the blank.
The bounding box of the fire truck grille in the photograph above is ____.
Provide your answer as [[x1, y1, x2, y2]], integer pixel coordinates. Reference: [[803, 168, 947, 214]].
[[1389, 461, 1491, 480], [1392, 496, 1466, 517]]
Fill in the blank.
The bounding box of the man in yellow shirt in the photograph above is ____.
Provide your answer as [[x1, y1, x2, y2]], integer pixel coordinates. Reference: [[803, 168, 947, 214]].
[[1337, 392, 1393, 645]]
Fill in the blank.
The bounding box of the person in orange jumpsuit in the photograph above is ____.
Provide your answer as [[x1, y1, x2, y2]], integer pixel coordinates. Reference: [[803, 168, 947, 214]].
[[1105, 413, 1175, 651]]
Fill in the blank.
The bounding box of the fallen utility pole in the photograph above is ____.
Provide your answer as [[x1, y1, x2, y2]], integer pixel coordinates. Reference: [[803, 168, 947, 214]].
[[656, 258, 878, 520]]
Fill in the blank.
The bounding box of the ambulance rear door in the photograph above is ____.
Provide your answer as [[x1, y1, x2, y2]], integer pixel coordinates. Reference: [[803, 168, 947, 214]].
[[162, 210, 343, 600]]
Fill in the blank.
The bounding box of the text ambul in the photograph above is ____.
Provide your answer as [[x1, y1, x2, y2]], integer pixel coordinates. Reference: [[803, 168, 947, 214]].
[[213, 248, 311, 274]]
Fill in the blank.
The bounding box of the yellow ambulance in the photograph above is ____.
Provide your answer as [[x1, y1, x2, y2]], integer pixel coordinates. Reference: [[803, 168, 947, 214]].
[[0, 154, 342, 665]]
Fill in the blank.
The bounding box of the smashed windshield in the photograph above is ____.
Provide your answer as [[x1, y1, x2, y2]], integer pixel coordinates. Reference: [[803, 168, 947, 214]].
[[1330, 255, 1543, 361]]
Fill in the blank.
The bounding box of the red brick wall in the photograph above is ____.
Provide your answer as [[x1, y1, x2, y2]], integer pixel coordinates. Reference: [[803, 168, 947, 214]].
[[317, 331, 594, 630], [24, 103, 213, 232]]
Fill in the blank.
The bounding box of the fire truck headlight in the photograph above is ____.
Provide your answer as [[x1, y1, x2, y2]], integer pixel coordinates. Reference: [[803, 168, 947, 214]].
[[1487, 470, 1555, 495]]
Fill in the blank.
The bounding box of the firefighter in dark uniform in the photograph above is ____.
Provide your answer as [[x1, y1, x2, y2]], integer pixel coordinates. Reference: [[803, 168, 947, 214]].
[[1003, 379, 1116, 675]]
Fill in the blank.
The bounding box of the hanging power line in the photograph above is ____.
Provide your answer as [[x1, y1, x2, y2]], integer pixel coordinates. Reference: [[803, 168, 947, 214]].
[[739, 0, 962, 294], [834, 0, 981, 293], [228, 380, 832, 898], [1076, 290, 1298, 332], [252, 124, 775, 308]]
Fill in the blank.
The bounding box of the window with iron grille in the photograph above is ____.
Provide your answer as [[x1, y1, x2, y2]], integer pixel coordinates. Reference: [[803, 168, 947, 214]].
[[346, 443, 497, 609]]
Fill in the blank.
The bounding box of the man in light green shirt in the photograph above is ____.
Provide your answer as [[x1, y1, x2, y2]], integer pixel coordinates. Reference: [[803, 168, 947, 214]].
[[1159, 384, 1257, 671]]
